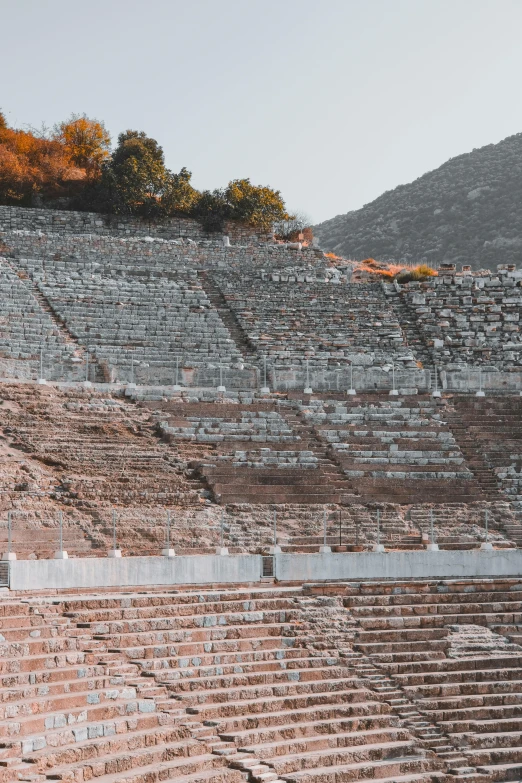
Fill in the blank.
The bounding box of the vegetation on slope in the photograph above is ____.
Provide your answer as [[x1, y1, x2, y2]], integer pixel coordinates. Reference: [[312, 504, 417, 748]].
[[0, 110, 291, 232], [352, 258, 437, 282], [314, 133, 522, 270]]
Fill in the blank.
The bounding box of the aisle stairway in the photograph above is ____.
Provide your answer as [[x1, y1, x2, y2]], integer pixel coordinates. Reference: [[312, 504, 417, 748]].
[[443, 412, 501, 502], [199, 272, 259, 362], [338, 578, 522, 782], [193, 403, 357, 505], [450, 397, 522, 543], [383, 283, 435, 373]]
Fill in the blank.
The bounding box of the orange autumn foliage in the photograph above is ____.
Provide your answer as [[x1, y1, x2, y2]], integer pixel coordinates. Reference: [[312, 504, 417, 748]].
[[355, 258, 437, 281], [53, 114, 111, 176], [0, 114, 85, 205]]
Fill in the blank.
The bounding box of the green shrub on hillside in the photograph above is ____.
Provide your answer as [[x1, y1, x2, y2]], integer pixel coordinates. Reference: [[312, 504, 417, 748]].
[[191, 179, 290, 233]]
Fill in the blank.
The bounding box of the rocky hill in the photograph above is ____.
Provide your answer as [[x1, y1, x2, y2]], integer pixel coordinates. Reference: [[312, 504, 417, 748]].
[[314, 132, 522, 270]]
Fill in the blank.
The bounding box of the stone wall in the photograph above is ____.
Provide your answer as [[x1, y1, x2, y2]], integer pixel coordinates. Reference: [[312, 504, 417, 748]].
[[0, 204, 265, 243], [0, 228, 322, 270]]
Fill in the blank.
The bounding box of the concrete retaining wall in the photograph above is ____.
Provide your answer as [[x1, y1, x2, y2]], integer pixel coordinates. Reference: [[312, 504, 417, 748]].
[[272, 366, 431, 393], [9, 554, 262, 591], [7, 550, 522, 591], [274, 550, 522, 582], [442, 370, 522, 393]]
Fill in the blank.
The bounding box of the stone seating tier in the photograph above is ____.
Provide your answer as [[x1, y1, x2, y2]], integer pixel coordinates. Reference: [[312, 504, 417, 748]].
[[9, 258, 247, 383], [161, 411, 298, 443], [0, 592, 245, 783], [298, 395, 486, 504], [6, 574, 522, 782], [2, 384, 521, 553], [212, 272, 418, 370], [0, 259, 76, 368], [3, 227, 522, 382], [46, 586, 443, 783]]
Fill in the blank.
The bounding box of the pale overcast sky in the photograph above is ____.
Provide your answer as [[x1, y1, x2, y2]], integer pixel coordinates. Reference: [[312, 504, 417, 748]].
[[2, 0, 522, 223]]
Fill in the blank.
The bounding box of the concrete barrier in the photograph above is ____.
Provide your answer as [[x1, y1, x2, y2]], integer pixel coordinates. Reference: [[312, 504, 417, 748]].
[[274, 549, 522, 582], [9, 554, 262, 591], [441, 370, 522, 393], [8, 550, 522, 592]]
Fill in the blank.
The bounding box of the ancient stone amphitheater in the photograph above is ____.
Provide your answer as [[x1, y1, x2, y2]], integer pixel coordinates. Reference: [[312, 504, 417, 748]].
[[1, 205, 522, 783]]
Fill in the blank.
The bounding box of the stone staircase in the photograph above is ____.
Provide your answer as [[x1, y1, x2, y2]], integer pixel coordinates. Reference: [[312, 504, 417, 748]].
[[383, 282, 435, 373], [443, 412, 501, 502], [200, 272, 259, 362], [334, 578, 522, 782], [449, 398, 522, 543], [25, 274, 104, 384], [199, 404, 356, 506]]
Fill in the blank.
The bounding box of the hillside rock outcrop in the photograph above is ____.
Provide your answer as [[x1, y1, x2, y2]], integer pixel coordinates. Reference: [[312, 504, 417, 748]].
[[314, 132, 522, 270]]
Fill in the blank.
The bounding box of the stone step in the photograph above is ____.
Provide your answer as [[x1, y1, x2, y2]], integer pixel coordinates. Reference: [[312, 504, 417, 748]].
[[181, 678, 366, 709], [163, 666, 352, 694], [1, 694, 157, 740], [236, 727, 414, 761], [127, 634, 298, 665], [267, 752, 432, 782], [44, 752, 231, 783], [190, 693, 386, 723], [219, 713, 396, 747], [20, 710, 163, 755]]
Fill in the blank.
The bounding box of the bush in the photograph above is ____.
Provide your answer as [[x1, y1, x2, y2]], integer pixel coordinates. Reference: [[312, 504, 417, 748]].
[[95, 130, 170, 218], [190, 189, 228, 232], [414, 263, 437, 278], [223, 179, 290, 232], [275, 211, 313, 242], [162, 167, 200, 215], [395, 264, 436, 283], [190, 179, 290, 233]]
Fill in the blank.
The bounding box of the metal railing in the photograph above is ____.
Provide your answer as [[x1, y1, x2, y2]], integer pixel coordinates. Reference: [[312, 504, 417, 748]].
[[0, 505, 511, 561], [268, 364, 432, 393], [2, 348, 522, 396], [0, 509, 237, 559], [441, 368, 522, 394]]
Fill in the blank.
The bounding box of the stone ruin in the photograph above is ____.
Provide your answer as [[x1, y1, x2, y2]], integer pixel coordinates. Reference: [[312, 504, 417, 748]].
[[1, 206, 522, 783], [2, 580, 522, 783]]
